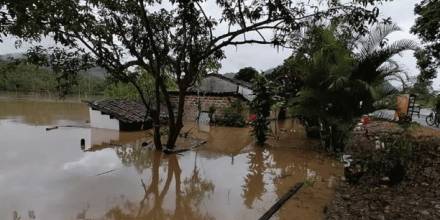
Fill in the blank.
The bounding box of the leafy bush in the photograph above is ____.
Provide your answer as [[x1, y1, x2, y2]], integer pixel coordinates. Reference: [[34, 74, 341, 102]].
[[215, 100, 246, 127], [251, 76, 274, 145], [103, 81, 141, 100]]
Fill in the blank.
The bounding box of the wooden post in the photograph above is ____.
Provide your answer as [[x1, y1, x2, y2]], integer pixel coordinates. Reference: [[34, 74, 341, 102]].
[[80, 138, 85, 150], [258, 182, 304, 220]]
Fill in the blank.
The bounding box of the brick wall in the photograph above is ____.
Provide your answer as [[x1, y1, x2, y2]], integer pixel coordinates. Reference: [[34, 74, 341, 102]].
[[169, 94, 249, 121]]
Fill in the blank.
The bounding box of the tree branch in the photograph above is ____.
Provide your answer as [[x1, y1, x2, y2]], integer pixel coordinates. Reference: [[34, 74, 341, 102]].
[[227, 40, 276, 46], [195, 1, 213, 41]]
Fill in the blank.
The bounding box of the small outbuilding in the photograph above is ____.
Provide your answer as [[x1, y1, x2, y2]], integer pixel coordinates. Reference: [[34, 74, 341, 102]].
[[86, 99, 152, 131]]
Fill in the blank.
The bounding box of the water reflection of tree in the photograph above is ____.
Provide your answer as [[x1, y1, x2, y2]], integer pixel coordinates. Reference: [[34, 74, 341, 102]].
[[114, 144, 154, 173], [182, 152, 215, 207], [242, 148, 268, 208], [103, 152, 215, 220]]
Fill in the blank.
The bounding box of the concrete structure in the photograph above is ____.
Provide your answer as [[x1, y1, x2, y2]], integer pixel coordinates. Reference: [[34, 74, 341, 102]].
[[169, 92, 249, 121], [168, 74, 254, 122], [89, 107, 120, 130]]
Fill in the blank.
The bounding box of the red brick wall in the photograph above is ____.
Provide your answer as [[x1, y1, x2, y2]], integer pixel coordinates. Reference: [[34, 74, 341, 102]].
[[169, 95, 248, 121]]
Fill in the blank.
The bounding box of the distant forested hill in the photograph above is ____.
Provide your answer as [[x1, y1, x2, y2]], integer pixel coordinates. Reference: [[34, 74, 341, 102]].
[[0, 56, 106, 96], [0, 53, 108, 79]]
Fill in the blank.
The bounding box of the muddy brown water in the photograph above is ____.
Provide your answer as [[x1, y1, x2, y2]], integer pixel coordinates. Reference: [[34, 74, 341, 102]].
[[0, 99, 342, 220]]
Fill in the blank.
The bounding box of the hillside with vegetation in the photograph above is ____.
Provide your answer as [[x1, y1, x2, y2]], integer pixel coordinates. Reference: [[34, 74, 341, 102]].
[[0, 61, 106, 97]]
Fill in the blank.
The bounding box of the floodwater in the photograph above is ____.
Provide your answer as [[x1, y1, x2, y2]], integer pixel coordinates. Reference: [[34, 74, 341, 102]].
[[0, 99, 343, 220]]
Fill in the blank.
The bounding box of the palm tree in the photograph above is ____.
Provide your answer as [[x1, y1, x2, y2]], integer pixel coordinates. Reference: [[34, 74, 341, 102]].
[[291, 23, 417, 151], [352, 23, 418, 111]]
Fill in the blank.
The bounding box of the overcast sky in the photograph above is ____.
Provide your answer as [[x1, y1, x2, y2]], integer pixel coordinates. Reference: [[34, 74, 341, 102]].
[[0, 0, 435, 88], [220, 0, 431, 87]]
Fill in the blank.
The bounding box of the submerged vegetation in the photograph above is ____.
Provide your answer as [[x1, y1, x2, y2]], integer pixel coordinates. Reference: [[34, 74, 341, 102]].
[[215, 100, 246, 127], [251, 76, 275, 145]]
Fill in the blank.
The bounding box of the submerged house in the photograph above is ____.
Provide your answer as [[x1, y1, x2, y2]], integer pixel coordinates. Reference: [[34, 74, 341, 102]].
[[87, 100, 152, 131], [169, 74, 254, 122], [87, 74, 254, 131]]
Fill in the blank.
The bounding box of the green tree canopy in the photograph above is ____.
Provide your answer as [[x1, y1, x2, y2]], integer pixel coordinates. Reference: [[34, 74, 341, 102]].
[[411, 0, 440, 91], [234, 67, 259, 83], [25, 46, 95, 98], [251, 76, 275, 145], [411, 0, 440, 64]]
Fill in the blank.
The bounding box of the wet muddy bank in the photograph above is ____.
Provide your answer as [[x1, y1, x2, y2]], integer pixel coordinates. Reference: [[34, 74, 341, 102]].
[[0, 99, 343, 220], [325, 121, 440, 220]]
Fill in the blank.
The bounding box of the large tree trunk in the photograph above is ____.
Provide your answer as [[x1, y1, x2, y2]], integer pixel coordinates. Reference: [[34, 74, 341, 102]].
[[158, 80, 185, 149], [164, 66, 199, 148], [132, 71, 185, 150], [166, 89, 185, 148], [130, 79, 162, 150], [152, 76, 162, 150]]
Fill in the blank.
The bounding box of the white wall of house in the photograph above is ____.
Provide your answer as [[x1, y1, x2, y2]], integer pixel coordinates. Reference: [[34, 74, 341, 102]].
[[90, 128, 120, 146], [80, 128, 120, 151], [238, 85, 254, 101], [89, 108, 120, 130]]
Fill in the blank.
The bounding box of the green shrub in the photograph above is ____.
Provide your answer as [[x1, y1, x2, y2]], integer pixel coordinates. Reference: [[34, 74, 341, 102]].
[[250, 76, 274, 145], [215, 100, 246, 127]]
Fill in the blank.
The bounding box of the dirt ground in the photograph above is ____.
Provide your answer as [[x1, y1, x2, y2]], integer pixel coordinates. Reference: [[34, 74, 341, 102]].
[[325, 120, 440, 220]]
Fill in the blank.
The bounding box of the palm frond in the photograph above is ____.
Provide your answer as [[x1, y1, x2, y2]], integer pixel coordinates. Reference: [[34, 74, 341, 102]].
[[386, 58, 399, 67], [386, 73, 410, 89], [386, 39, 419, 55], [358, 23, 402, 57], [367, 80, 398, 103], [359, 39, 418, 69], [377, 62, 401, 79], [328, 76, 349, 90], [353, 38, 417, 83]]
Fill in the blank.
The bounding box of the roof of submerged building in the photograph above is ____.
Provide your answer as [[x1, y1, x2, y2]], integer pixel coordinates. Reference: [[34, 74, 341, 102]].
[[86, 99, 151, 124], [206, 74, 253, 89], [185, 74, 255, 101]]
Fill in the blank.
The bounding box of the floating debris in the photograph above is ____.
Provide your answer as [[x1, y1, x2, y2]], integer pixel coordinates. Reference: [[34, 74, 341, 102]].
[[95, 169, 117, 176], [45, 126, 59, 131]]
